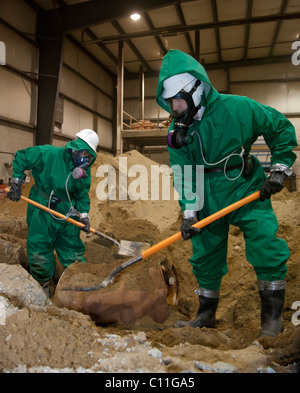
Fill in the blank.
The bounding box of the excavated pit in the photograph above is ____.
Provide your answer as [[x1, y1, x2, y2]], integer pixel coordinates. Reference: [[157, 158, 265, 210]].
[[0, 150, 299, 373]]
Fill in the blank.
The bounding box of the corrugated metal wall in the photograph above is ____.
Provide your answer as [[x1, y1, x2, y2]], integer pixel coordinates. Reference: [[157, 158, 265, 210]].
[[0, 0, 115, 183]]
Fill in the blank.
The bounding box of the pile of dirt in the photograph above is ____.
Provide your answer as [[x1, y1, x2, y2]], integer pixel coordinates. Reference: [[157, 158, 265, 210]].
[[0, 150, 299, 373]]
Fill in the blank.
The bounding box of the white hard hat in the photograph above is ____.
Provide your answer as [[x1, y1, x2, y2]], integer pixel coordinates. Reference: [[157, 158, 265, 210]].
[[162, 73, 197, 99], [76, 129, 99, 152]]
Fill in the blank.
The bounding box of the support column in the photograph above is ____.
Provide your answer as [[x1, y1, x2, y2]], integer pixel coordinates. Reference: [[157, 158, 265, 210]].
[[36, 11, 64, 146], [116, 40, 124, 155], [139, 65, 144, 121]]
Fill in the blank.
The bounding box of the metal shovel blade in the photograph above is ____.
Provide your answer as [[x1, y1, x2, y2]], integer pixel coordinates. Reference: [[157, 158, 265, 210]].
[[118, 240, 150, 256]]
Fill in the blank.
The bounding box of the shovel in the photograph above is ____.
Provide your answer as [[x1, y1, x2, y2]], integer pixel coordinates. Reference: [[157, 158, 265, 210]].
[[4, 187, 149, 257], [66, 190, 261, 292]]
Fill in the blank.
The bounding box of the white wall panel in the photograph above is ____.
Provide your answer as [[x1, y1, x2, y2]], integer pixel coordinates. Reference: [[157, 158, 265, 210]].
[[61, 101, 94, 137], [64, 39, 113, 96], [0, 126, 33, 153], [0, 126, 33, 182], [230, 63, 300, 135], [79, 108, 94, 131], [52, 139, 68, 148], [144, 101, 162, 122], [145, 76, 159, 96], [0, 68, 33, 124], [232, 83, 288, 111], [61, 58, 113, 125], [93, 92, 113, 120], [124, 79, 139, 98], [0, 24, 38, 72], [289, 118, 300, 136], [61, 67, 96, 109], [231, 82, 298, 113], [231, 63, 300, 81], [287, 83, 300, 113], [0, 0, 36, 36], [207, 69, 228, 92], [97, 118, 113, 149], [61, 101, 80, 137], [61, 39, 114, 150], [123, 100, 139, 121]]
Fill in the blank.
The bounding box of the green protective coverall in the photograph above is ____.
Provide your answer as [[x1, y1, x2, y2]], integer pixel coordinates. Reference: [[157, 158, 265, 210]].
[[156, 49, 298, 290], [11, 138, 97, 282]]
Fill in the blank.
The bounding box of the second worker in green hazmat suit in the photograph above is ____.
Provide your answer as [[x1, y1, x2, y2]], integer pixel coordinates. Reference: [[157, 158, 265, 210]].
[[156, 50, 298, 337], [6, 129, 99, 297]]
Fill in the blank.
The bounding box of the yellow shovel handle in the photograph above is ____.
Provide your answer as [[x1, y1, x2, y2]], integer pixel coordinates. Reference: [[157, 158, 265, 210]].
[[141, 190, 261, 259]]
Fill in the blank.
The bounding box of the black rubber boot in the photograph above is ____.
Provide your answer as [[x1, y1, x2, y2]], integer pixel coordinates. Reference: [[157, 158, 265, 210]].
[[39, 280, 50, 298], [175, 288, 219, 328], [258, 280, 285, 337]]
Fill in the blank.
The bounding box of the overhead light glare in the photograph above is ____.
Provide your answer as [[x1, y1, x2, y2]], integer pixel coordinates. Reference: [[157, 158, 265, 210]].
[[130, 13, 141, 21]]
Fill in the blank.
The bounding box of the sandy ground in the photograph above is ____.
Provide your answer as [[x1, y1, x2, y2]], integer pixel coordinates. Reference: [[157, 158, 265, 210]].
[[0, 150, 299, 374]]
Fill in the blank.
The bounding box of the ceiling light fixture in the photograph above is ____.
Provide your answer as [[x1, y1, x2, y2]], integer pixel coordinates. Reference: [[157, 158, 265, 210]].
[[130, 13, 141, 21]]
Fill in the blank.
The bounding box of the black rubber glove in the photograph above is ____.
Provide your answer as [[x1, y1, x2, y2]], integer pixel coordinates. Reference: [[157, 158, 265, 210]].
[[260, 171, 286, 202], [80, 217, 91, 233], [6, 179, 23, 202], [181, 217, 203, 240]]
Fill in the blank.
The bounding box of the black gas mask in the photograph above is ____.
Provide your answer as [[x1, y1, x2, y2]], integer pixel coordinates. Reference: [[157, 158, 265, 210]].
[[71, 150, 93, 179], [167, 80, 201, 149]]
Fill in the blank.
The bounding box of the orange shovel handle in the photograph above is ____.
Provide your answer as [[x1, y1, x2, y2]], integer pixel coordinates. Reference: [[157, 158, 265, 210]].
[[4, 187, 96, 234], [141, 190, 261, 259]]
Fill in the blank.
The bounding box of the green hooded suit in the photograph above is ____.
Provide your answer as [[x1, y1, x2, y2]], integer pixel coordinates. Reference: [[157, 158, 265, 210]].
[[156, 50, 297, 290], [11, 138, 97, 282]]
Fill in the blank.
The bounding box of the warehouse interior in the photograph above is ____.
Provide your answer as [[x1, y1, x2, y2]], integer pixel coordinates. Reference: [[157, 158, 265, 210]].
[[0, 0, 300, 374], [0, 0, 300, 182]]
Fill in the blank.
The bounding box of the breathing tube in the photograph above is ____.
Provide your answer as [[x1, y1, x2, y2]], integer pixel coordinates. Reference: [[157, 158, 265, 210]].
[[48, 173, 80, 220], [47, 151, 91, 220], [191, 131, 245, 181]]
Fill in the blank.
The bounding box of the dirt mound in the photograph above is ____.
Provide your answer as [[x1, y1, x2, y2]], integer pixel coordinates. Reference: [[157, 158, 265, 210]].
[[0, 150, 299, 373]]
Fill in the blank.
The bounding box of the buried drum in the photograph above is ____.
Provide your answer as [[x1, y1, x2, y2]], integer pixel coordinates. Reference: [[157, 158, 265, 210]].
[[54, 254, 178, 325]]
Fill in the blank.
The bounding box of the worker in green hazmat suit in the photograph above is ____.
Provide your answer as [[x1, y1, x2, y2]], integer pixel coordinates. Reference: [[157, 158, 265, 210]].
[[6, 129, 99, 296], [156, 50, 298, 337]]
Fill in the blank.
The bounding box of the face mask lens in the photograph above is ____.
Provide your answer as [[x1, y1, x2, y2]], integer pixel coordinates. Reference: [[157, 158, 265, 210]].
[[167, 98, 188, 117], [73, 150, 93, 168]]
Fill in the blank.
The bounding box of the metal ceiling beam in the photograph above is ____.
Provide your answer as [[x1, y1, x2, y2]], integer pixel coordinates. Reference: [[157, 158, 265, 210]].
[[143, 12, 167, 57], [243, 0, 252, 60], [43, 0, 183, 33], [81, 28, 121, 75], [111, 20, 151, 73], [174, 3, 194, 58], [195, 30, 200, 61], [99, 12, 300, 42], [24, 0, 116, 78], [66, 33, 114, 78], [211, 0, 222, 64], [268, 0, 289, 57], [125, 54, 293, 80]]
